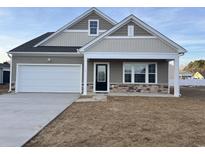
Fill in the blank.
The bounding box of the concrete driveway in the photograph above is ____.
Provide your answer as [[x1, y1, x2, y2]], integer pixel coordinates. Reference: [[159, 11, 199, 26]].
[[0, 93, 79, 147]]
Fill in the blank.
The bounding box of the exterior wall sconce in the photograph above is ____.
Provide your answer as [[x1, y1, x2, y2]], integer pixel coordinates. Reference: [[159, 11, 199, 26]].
[[48, 58, 51, 62]]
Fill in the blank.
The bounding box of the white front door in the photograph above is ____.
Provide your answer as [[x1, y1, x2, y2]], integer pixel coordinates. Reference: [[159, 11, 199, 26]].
[[16, 64, 82, 93]]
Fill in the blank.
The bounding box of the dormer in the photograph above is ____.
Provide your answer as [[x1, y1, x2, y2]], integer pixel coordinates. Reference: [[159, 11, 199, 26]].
[[68, 9, 116, 36]]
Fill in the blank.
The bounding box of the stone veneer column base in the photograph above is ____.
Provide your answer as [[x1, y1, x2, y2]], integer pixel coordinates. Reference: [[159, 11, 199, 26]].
[[11, 82, 15, 91]]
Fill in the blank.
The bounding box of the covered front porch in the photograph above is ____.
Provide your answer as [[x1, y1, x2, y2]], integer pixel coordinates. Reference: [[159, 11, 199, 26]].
[[83, 52, 180, 97]]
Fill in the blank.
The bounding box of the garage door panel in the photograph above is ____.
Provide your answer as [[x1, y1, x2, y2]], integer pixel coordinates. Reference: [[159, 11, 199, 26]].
[[16, 64, 81, 93]]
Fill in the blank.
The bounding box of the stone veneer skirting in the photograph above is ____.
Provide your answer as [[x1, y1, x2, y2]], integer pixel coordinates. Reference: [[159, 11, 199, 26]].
[[12, 81, 168, 94], [88, 83, 168, 94]]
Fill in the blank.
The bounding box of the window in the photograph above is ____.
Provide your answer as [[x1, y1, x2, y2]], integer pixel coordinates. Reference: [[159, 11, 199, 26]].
[[148, 64, 156, 83], [124, 64, 132, 83], [123, 63, 157, 84], [97, 65, 106, 82], [89, 20, 99, 36], [134, 64, 146, 83], [128, 25, 134, 37]]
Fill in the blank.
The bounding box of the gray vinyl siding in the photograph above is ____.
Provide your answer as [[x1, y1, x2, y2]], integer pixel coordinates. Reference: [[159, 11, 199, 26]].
[[87, 60, 94, 83], [87, 61, 122, 83], [86, 38, 178, 53], [110, 21, 152, 36], [41, 32, 100, 46], [87, 60, 168, 84], [157, 61, 168, 84], [12, 56, 168, 85], [0, 69, 3, 84], [69, 11, 114, 30]]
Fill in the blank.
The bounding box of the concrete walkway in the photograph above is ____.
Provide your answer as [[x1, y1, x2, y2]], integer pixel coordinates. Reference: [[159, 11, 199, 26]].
[[0, 93, 79, 147]]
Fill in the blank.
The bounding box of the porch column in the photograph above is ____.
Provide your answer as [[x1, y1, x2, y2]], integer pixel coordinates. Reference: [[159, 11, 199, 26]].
[[174, 56, 180, 97], [168, 61, 170, 94], [83, 56, 88, 95], [8, 53, 12, 92]]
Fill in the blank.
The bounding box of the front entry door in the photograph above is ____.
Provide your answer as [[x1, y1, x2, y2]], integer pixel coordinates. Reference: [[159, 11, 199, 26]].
[[95, 64, 107, 91]]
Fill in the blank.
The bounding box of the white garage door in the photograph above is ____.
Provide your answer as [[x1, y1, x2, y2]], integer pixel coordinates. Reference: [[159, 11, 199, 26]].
[[16, 64, 82, 93]]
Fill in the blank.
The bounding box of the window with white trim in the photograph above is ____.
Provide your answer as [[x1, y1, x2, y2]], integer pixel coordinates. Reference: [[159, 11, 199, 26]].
[[128, 25, 134, 37], [148, 64, 156, 83], [124, 64, 132, 83], [123, 63, 157, 84], [89, 20, 99, 36], [134, 64, 146, 83]]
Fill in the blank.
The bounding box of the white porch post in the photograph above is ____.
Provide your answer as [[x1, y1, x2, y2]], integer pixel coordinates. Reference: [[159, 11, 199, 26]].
[[174, 56, 180, 97], [83, 56, 88, 95], [8, 53, 12, 92], [168, 60, 170, 94]]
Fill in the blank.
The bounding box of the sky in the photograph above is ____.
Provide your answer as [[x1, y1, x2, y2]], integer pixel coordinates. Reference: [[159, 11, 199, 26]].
[[0, 7, 204, 67]]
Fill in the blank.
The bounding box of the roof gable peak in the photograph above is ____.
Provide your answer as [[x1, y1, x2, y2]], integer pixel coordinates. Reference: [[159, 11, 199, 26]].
[[34, 7, 116, 47], [80, 14, 187, 53]]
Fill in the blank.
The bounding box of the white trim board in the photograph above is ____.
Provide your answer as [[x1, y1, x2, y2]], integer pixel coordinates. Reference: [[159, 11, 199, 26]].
[[3, 68, 10, 71], [106, 36, 157, 39], [85, 52, 179, 60], [9, 52, 83, 56], [34, 7, 116, 47], [93, 62, 110, 93], [64, 29, 107, 33], [9, 55, 12, 91]]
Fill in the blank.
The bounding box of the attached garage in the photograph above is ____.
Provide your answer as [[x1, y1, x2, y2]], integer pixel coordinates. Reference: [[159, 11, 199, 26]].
[[16, 64, 82, 93]]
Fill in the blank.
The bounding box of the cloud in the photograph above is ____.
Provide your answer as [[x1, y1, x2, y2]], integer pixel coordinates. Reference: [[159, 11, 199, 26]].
[[0, 52, 10, 63]]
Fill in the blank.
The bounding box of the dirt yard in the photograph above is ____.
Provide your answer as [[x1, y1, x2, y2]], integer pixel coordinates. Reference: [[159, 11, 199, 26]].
[[25, 87, 205, 147], [0, 84, 9, 94]]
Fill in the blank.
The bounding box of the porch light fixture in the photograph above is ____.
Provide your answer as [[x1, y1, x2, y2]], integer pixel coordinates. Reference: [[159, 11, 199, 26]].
[[47, 58, 51, 62]]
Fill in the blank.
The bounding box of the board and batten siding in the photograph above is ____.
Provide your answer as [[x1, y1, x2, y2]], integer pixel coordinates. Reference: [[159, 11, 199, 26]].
[[110, 21, 152, 36], [86, 38, 178, 53], [69, 11, 114, 30], [41, 32, 101, 47]]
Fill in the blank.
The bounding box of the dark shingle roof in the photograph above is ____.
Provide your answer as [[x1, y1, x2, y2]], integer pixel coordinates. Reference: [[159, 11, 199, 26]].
[[0, 62, 10, 68], [9, 32, 81, 53]]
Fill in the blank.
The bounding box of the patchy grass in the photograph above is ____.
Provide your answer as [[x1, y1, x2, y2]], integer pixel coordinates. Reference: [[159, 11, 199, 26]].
[[25, 87, 205, 147]]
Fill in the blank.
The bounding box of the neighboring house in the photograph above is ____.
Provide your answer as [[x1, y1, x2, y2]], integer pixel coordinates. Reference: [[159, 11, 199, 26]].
[[179, 71, 193, 79], [8, 8, 187, 97], [193, 72, 204, 79], [0, 62, 10, 84]]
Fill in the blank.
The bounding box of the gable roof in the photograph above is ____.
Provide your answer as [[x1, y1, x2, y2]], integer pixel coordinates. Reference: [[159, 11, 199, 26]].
[[79, 15, 187, 54], [9, 32, 80, 53], [34, 8, 117, 47]]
